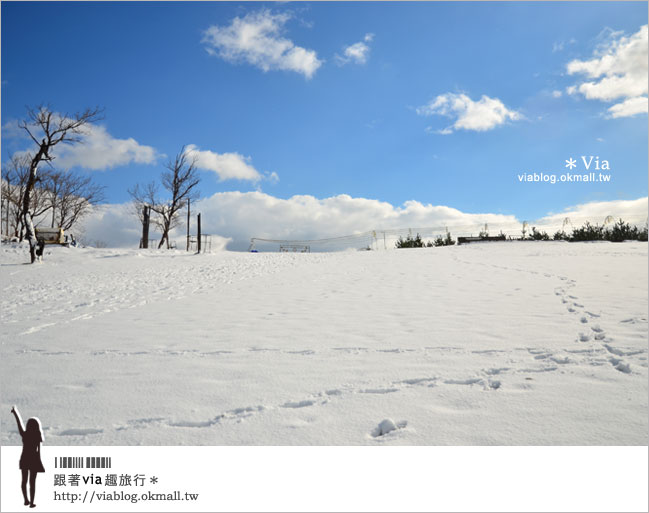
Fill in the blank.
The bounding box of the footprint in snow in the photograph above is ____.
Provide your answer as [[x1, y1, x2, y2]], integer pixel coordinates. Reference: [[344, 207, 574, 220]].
[[604, 344, 625, 356], [490, 379, 503, 390], [282, 399, 317, 409], [58, 428, 104, 436], [360, 388, 399, 394], [444, 378, 484, 386], [398, 378, 437, 385], [484, 367, 510, 376], [609, 358, 631, 374]]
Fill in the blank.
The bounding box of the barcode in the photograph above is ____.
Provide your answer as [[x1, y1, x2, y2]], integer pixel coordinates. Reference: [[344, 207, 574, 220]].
[[55, 457, 112, 469]]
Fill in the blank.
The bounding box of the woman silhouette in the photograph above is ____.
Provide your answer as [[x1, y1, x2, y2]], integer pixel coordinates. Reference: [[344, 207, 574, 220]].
[[11, 406, 44, 508]]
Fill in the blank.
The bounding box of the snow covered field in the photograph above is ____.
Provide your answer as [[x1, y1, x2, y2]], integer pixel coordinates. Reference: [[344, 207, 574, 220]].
[[1, 241, 647, 445]]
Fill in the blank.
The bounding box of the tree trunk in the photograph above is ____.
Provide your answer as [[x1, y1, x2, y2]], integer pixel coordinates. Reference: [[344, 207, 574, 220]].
[[22, 171, 39, 263], [23, 212, 37, 263], [158, 218, 168, 249], [21, 141, 48, 263]]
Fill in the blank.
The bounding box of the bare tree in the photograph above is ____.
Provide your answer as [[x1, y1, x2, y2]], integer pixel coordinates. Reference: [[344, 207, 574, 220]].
[[2, 154, 52, 239], [129, 147, 200, 249], [19, 105, 102, 262], [44, 170, 105, 231], [128, 182, 164, 242], [44, 170, 66, 229], [2, 155, 30, 238]]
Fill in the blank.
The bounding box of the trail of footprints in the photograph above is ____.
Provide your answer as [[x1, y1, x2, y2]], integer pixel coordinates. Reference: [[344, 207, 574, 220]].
[[25, 257, 645, 442], [52, 374, 471, 440], [6, 255, 315, 336], [47, 358, 527, 441], [455, 254, 643, 375], [28, 266, 648, 442], [553, 277, 640, 374]]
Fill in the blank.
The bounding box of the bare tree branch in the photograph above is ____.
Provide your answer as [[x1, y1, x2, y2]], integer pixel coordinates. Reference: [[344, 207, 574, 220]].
[[18, 104, 103, 262], [129, 146, 201, 249]]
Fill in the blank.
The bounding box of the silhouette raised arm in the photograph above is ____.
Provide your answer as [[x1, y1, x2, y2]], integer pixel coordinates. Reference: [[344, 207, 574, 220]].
[[11, 406, 25, 437]]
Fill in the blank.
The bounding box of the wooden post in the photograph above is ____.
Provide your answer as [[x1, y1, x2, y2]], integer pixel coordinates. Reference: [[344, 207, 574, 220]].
[[186, 198, 191, 251], [4, 197, 9, 238], [197, 213, 201, 254], [142, 205, 150, 249]]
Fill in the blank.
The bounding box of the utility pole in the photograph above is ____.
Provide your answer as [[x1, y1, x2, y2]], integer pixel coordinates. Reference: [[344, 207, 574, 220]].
[[197, 213, 202, 254], [186, 198, 191, 251]]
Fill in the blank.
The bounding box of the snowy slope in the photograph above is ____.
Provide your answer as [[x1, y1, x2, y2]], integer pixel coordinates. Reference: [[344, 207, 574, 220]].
[[1, 241, 647, 445]]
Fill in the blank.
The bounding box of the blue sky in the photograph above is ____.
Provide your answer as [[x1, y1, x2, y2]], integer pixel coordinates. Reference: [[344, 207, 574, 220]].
[[2, 2, 648, 247]]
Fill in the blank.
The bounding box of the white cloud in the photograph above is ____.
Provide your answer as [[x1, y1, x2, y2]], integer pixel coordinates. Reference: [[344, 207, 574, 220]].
[[552, 38, 576, 53], [335, 33, 374, 65], [552, 90, 563, 98], [184, 144, 266, 183], [1, 119, 28, 140], [267, 171, 280, 184], [416, 93, 521, 133], [607, 96, 648, 119], [78, 203, 143, 248], [537, 197, 648, 229], [78, 193, 648, 251], [51, 124, 158, 170], [566, 25, 648, 118], [3, 116, 158, 170], [202, 10, 322, 79]]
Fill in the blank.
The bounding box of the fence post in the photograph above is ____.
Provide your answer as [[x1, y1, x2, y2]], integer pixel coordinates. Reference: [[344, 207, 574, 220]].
[[186, 199, 191, 251], [197, 213, 201, 254]]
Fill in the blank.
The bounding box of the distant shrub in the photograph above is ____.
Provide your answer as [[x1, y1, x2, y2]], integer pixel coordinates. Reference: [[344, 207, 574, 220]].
[[605, 219, 638, 242], [530, 227, 550, 240], [567, 219, 647, 242], [433, 232, 456, 246], [553, 230, 569, 241], [395, 233, 424, 248], [570, 222, 606, 242]]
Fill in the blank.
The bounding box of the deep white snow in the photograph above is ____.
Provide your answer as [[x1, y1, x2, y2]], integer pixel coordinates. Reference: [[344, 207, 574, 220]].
[[1, 241, 647, 445]]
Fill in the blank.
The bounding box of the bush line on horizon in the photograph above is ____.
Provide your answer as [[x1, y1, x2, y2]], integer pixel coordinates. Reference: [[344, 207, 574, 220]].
[[395, 219, 648, 248]]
